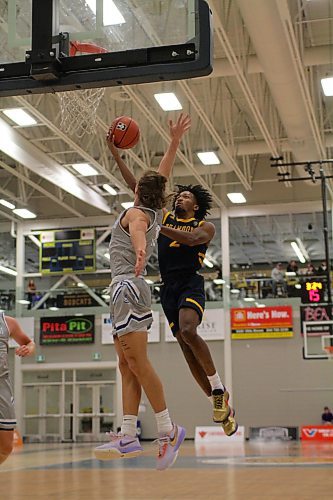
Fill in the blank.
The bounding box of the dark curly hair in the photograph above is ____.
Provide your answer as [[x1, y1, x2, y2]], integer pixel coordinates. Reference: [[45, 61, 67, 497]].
[[173, 184, 212, 220], [137, 170, 167, 209]]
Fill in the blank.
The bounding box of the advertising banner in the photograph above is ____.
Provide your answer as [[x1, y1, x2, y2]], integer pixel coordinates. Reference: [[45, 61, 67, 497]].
[[165, 308, 224, 342], [300, 305, 332, 335], [301, 426, 333, 441], [231, 306, 293, 339], [101, 311, 160, 344], [195, 425, 245, 443], [40, 315, 94, 345]]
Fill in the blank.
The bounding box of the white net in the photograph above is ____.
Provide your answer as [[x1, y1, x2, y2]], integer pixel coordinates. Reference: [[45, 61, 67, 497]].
[[57, 87, 105, 138]]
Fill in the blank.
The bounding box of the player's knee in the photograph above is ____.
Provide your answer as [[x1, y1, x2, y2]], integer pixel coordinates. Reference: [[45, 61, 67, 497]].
[[124, 354, 143, 377], [180, 324, 197, 344], [118, 357, 131, 376]]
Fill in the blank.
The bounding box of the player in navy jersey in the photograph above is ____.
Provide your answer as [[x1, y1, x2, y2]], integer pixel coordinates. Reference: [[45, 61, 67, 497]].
[[158, 186, 237, 436], [110, 114, 237, 436]]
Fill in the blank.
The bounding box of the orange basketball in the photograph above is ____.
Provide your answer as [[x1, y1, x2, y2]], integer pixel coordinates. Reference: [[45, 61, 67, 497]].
[[109, 116, 140, 149]]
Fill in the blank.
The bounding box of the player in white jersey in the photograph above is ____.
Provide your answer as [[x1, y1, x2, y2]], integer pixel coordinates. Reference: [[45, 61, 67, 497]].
[[0, 314, 35, 464], [95, 116, 191, 469]]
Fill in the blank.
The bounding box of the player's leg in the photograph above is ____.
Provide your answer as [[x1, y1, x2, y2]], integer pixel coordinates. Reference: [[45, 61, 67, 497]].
[[94, 336, 143, 460], [175, 330, 211, 396], [119, 331, 186, 470], [0, 429, 13, 464]]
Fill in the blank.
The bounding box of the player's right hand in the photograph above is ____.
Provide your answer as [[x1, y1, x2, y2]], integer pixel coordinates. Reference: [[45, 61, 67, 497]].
[[169, 113, 191, 142], [106, 131, 120, 158]]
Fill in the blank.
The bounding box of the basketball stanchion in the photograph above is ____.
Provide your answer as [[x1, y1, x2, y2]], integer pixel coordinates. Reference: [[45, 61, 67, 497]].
[[57, 41, 108, 138]]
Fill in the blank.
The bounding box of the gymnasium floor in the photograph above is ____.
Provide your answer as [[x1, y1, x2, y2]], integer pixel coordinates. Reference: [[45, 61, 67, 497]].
[[1, 440, 333, 499]]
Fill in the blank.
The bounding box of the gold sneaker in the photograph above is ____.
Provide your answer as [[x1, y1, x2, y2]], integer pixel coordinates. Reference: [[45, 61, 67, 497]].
[[222, 409, 238, 437], [212, 389, 231, 423]]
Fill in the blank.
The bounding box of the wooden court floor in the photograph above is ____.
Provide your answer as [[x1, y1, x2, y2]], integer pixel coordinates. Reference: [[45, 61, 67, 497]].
[[1, 440, 333, 499]]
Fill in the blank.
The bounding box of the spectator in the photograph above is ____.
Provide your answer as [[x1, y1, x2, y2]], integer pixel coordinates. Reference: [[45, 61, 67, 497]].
[[286, 260, 298, 274], [317, 261, 328, 276], [26, 279, 36, 310], [271, 263, 287, 297], [304, 262, 316, 276], [322, 406, 333, 425]]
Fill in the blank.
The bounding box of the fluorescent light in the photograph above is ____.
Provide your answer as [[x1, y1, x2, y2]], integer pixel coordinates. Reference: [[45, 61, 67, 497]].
[[296, 237, 310, 260], [227, 193, 246, 204], [295, 283, 301, 289], [72, 163, 98, 176], [3, 108, 37, 126], [101, 294, 110, 300], [49, 306, 59, 311], [0, 265, 17, 276], [121, 201, 134, 209], [291, 241, 306, 264], [86, 0, 125, 26], [285, 271, 296, 277], [17, 299, 30, 304], [203, 257, 214, 268], [0, 199, 15, 209], [103, 184, 117, 195], [77, 282, 87, 288], [213, 278, 225, 285], [13, 208, 36, 219], [321, 77, 333, 97], [244, 297, 255, 302], [154, 92, 182, 111], [230, 288, 240, 294], [197, 152, 220, 165], [257, 303, 266, 308], [145, 279, 154, 284]]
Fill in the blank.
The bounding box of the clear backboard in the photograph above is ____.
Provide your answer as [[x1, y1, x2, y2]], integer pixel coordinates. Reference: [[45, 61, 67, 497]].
[[0, 0, 212, 96], [303, 320, 333, 360]]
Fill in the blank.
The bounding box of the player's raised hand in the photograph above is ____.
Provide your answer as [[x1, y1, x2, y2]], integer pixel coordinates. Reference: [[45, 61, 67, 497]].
[[169, 113, 191, 142], [106, 131, 120, 159], [135, 249, 146, 277]]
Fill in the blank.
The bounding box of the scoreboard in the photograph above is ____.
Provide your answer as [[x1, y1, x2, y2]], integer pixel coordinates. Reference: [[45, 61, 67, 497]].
[[39, 228, 95, 275], [300, 279, 325, 304]]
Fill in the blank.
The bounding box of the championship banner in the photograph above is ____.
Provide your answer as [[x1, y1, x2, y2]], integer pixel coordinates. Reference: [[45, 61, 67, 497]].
[[300, 304, 332, 335], [165, 308, 225, 342], [9, 317, 35, 348], [101, 311, 160, 344], [231, 306, 293, 339], [301, 426, 333, 441]]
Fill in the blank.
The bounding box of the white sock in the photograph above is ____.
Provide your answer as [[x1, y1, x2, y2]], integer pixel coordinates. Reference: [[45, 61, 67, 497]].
[[155, 408, 173, 435], [121, 415, 137, 437], [207, 372, 225, 392]]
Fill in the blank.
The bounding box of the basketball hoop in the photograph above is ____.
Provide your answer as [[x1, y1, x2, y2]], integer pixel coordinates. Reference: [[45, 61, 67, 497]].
[[57, 41, 108, 138]]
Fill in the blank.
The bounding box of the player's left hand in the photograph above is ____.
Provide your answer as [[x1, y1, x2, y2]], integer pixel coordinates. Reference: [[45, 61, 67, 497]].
[[169, 113, 191, 141], [135, 249, 146, 277]]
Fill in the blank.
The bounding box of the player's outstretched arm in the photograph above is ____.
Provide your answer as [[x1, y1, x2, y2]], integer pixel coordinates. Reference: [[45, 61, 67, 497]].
[[126, 209, 149, 276], [6, 316, 35, 357], [106, 132, 137, 192], [158, 114, 191, 179], [160, 221, 215, 247]]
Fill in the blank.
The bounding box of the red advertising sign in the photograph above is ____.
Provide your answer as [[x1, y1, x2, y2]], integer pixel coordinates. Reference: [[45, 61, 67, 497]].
[[301, 426, 333, 441], [231, 306, 293, 339]]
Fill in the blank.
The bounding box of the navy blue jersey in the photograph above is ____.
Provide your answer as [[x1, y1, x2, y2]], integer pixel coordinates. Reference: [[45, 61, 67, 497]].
[[158, 211, 207, 280]]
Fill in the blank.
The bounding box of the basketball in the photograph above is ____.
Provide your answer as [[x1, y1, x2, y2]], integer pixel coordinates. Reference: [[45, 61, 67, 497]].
[[109, 116, 140, 149]]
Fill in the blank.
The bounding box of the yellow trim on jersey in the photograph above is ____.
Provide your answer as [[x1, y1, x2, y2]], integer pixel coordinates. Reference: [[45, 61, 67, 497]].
[[162, 211, 171, 224], [169, 322, 175, 329], [198, 220, 205, 227], [199, 258, 203, 266], [186, 298, 204, 315], [175, 217, 196, 222], [198, 252, 206, 258]]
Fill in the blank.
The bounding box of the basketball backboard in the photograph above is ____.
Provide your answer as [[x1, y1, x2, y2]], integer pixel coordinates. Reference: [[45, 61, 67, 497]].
[[303, 320, 333, 360], [0, 0, 212, 96]]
